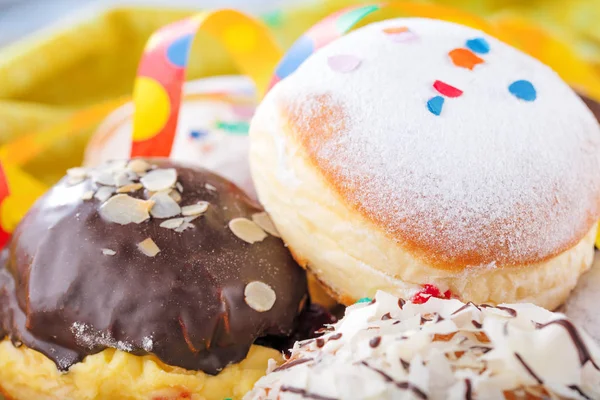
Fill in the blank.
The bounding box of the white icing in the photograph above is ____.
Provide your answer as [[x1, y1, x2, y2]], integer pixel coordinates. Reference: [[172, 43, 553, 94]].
[[270, 18, 600, 267], [246, 291, 600, 399], [85, 76, 258, 197]]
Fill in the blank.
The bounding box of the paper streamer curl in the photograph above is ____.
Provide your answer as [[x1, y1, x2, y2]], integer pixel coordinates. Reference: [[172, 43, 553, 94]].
[[131, 9, 282, 158]]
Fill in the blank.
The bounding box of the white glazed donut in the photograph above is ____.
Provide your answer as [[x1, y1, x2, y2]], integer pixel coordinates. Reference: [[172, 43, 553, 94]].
[[246, 291, 600, 400], [249, 18, 600, 309], [85, 76, 257, 197]]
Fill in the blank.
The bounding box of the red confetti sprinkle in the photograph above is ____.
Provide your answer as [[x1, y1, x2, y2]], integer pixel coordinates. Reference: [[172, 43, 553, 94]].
[[412, 284, 452, 304], [433, 80, 463, 98], [448, 48, 484, 70]]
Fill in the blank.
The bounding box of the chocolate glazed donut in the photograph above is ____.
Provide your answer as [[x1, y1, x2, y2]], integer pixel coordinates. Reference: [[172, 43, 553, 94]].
[[0, 159, 308, 375]]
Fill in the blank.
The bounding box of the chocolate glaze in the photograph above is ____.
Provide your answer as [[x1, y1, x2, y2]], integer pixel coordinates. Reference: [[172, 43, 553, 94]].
[[0, 159, 308, 374]]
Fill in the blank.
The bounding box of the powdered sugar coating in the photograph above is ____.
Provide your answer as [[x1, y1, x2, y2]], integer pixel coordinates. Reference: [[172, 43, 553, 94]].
[[246, 291, 600, 399], [270, 18, 600, 268]]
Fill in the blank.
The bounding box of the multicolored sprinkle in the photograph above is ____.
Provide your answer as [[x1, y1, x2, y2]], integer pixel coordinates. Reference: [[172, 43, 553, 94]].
[[509, 80, 537, 102], [427, 96, 445, 116], [465, 37, 490, 54]]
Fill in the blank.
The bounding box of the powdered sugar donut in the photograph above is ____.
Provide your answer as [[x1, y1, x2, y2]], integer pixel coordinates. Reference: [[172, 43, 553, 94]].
[[249, 18, 600, 309], [85, 76, 257, 197], [246, 291, 600, 400]]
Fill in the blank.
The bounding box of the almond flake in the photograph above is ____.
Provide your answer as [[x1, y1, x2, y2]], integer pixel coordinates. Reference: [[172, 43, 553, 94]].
[[127, 159, 152, 174], [181, 202, 209, 216], [92, 170, 116, 186], [81, 190, 95, 201], [205, 183, 216, 191], [117, 183, 143, 193], [137, 238, 160, 257], [251, 212, 280, 237], [176, 182, 184, 193], [149, 192, 181, 219], [67, 176, 85, 185], [169, 189, 182, 203], [94, 186, 115, 202], [101, 248, 116, 256], [67, 167, 88, 179], [175, 220, 196, 232], [160, 218, 184, 230], [228, 218, 267, 244], [140, 168, 177, 192], [99, 194, 153, 225], [244, 281, 276, 312], [114, 171, 133, 187]]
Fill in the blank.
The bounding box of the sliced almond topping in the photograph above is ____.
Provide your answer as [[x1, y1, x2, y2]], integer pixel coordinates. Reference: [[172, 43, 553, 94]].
[[101, 248, 116, 256], [117, 183, 143, 193], [149, 192, 181, 219], [244, 281, 276, 312], [92, 170, 116, 186], [94, 186, 115, 202], [114, 171, 133, 187], [228, 218, 267, 244], [137, 238, 160, 257], [67, 176, 85, 185], [67, 167, 88, 179], [127, 159, 151, 174], [140, 168, 177, 192], [181, 202, 209, 217], [251, 212, 280, 237], [99, 194, 153, 225], [205, 183, 217, 191], [81, 190, 95, 201], [175, 217, 197, 232], [169, 189, 182, 203], [176, 182, 184, 193], [160, 218, 184, 230]]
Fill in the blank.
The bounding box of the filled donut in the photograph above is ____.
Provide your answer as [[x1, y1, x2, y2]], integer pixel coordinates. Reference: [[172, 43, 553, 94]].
[[247, 291, 600, 399], [249, 17, 600, 309], [0, 159, 311, 400]]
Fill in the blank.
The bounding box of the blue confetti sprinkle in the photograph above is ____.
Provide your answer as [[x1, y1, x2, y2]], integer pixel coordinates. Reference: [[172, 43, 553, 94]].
[[355, 297, 372, 304], [508, 80, 536, 102], [190, 129, 209, 139], [465, 37, 490, 54], [166, 34, 194, 67], [427, 96, 445, 116]]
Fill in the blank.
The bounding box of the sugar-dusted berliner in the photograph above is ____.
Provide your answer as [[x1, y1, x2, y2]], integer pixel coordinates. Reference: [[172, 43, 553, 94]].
[[0, 159, 317, 400], [249, 18, 600, 309]]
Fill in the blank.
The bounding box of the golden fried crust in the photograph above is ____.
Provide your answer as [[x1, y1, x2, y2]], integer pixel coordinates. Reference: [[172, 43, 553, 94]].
[[0, 340, 281, 400], [284, 94, 599, 271]]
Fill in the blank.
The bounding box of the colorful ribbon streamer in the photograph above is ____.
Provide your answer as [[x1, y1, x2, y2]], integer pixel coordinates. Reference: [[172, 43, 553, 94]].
[[131, 9, 282, 158], [0, 161, 46, 248], [269, 2, 495, 90]]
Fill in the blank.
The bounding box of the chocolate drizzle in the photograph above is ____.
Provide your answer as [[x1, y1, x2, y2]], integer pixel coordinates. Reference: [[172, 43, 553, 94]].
[[514, 353, 543, 384], [359, 361, 428, 399], [273, 357, 313, 372], [534, 319, 600, 370], [280, 386, 338, 400], [0, 159, 308, 374]]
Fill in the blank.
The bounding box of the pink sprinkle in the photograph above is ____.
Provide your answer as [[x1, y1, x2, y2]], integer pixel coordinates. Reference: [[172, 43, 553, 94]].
[[388, 31, 418, 43], [327, 54, 362, 73]]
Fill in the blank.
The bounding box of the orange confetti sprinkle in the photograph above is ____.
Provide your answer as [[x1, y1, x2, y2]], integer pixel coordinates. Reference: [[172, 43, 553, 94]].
[[448, 48, 484, 70], [383, 26, 409, 34]]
